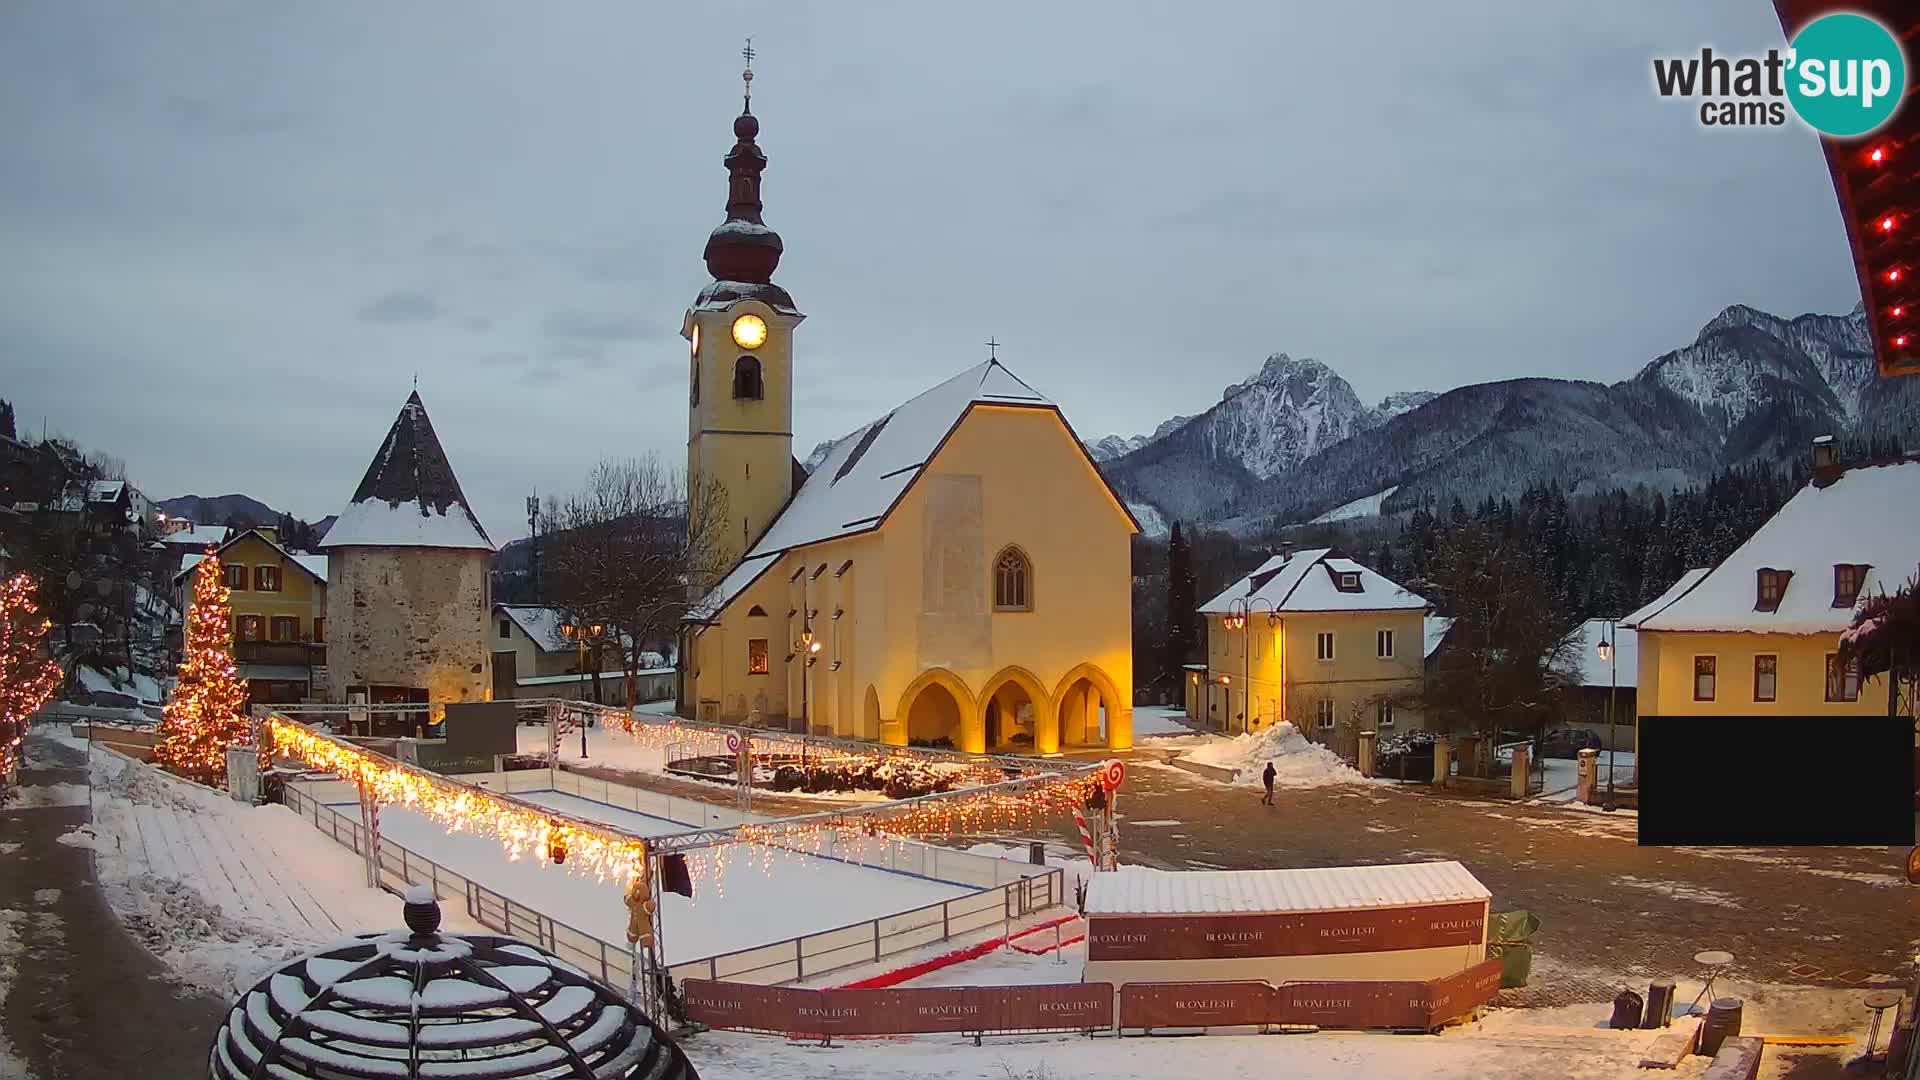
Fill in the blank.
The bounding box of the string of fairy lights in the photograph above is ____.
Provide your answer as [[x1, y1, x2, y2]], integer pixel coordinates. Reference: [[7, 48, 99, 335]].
[[1, 573, 64, 796], [153, 550, 252, 786], [266, 713, 1113, 900]]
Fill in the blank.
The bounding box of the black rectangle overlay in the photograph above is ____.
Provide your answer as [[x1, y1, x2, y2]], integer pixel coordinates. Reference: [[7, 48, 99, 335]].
[[1638, 715, 1914, 846]]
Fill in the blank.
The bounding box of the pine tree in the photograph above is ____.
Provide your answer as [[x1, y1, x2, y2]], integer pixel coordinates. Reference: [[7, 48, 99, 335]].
[[154, 550, 251, 786], [1, 573, 64, 805], [1165, 522, 1196, 673]]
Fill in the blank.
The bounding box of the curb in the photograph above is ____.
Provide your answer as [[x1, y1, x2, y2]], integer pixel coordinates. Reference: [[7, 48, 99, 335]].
[[832, 914, 1081, 990]]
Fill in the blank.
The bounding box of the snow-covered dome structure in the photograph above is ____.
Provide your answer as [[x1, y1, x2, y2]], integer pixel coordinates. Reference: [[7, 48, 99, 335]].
[[208, 886, 697, 1079]]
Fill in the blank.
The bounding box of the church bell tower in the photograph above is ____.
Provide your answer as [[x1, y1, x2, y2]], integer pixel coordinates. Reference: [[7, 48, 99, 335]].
[[684, 40, 803, 570]]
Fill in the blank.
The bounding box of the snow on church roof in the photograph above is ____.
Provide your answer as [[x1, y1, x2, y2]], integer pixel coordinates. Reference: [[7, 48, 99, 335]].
[[691, 359, 1064, 619], [319, 391, 494, 552], [1635, 458, 1920, 635], [1635, 453, 1920, 630], [1198, 548, 1427, 615], [1619, 567, 1711, 629]]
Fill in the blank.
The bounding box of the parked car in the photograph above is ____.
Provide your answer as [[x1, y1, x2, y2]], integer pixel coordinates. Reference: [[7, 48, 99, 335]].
[[1539, 728, 1604, 758]]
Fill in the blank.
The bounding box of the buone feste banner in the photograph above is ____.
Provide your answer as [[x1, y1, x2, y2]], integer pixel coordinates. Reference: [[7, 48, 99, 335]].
[[1085, 900, 1488, 961]]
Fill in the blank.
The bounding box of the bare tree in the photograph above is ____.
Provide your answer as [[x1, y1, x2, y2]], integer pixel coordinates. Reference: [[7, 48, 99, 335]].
[[542, 457, 730, 707], [1415, 521, 1581, 740]]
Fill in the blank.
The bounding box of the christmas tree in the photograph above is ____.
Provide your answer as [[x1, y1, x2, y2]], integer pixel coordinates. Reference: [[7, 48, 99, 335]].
[[1, 573, 64, 805], [154, 549, 251, 786]]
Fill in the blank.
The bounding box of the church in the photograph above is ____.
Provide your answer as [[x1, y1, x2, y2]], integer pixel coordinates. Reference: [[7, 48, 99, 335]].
[[676, 62, 1137, 754]]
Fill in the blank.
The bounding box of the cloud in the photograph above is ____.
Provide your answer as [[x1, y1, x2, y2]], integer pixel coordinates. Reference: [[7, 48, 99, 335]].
[[584, 246, 660, 283], [540, 308, 666, 342], [357, 290, 441, 324]]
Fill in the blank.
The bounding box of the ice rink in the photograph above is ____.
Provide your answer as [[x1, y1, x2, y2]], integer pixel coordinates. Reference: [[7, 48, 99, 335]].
[[333, 789, 978, 965]]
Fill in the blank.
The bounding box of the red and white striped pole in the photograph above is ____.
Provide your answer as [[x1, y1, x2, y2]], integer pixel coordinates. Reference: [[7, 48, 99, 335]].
[[1072, 804, 1096, 863]]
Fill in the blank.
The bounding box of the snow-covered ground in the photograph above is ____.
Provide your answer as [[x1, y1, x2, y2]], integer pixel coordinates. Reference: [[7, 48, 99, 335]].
[[31, 729, 479, 997], [519, 724, 923, 804], [348, 791, 978, 965], [1130, 706, 1196, 739], [1307, 484, 1400, 524], [1173, 722, 1379, 788]]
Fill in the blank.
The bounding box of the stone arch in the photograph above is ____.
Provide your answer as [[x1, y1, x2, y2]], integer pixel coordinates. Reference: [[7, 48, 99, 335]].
[[896, 668, 981, 753], [1050, 662, 1129, 750], [863, 684, 882, 743], [978, 665, 1054, 753]]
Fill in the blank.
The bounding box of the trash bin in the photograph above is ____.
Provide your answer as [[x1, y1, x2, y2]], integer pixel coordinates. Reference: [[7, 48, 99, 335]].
[[1486, 910, 1541, 988]]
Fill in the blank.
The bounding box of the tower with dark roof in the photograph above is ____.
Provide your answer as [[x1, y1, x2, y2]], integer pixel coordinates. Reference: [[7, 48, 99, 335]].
[[320, 391, 496, 712], [682, 47, 805, 574]]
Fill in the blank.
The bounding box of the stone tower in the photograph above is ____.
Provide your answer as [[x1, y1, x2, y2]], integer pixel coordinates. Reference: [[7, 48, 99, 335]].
[[682, 58, 805, 571], [320, 391, 495, 708]]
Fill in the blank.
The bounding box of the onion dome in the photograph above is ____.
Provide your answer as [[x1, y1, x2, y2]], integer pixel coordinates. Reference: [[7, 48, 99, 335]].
[[209, 886, 697, 1079], [701, 106, 784, 285]]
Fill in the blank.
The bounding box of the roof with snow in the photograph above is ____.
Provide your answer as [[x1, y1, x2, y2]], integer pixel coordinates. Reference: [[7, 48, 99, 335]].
[[1620, 568, 1711, 629], [494, 605, 638, 655], [1634, 459, 1920, 634], [172, 529, 327, 585], [1199, 548, 1427, 615], [88, 479, 125, 502], [1085, 861, 1489, 916], [163, 525, 232, 549], [690, 359, 1138, 620], [1564, 619, 1637, 689], [319, 391, 494, 552], [1423, 615, 1454, 658]]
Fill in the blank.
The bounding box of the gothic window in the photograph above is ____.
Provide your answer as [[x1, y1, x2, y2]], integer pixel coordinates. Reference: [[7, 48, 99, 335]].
[[733, 356, 763, 400], [993, 546, 1031, 611]]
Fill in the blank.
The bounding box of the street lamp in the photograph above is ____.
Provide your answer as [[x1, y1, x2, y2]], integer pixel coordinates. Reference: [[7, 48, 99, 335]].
[[558, 619, 605, 759], [1595, 619, 1619, 806], [794, 627, 822, 736], [1225, 597, 1278, 736]]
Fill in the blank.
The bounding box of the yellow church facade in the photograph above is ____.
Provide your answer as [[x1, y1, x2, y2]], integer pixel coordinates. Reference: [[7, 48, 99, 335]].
[[675, 80, 1136, 753]]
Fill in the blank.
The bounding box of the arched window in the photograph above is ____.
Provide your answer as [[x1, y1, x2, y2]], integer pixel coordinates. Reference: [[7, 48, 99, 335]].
[[993, 546, 1032, 611], [733, 356, 763, 400]]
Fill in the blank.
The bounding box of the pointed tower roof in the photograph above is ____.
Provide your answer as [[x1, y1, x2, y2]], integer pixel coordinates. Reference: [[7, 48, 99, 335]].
[[319, 391, 495, 551], [695, 43, 799, 316]]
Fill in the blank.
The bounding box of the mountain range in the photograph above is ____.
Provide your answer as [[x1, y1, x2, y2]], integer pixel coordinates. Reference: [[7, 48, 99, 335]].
[[156, 493, 334, 543], [1096, 303, 1920, 536]]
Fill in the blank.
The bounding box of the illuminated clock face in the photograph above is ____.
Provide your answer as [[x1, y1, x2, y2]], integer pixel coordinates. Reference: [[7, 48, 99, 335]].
[[690, 324, 700, 356], [731, 314, 768, 350]]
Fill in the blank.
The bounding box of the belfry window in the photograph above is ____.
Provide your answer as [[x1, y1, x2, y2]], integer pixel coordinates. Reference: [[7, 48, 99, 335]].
[[733, 356, 763, 400], [993, 547, 1032, 611]]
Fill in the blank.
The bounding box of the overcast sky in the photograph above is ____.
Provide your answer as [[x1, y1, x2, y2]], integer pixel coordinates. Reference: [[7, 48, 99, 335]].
[[0, 2, 1863, 540]]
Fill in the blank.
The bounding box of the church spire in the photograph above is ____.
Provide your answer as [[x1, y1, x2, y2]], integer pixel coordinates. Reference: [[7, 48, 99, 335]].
[[703, 39, 784, 284]]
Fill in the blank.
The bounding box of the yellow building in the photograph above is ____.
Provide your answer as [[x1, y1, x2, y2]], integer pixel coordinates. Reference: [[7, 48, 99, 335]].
[[676, 88, 1138, 753], [1629, 456, 1918, 734], [1189, 548, 1428, 756], [173, 526, 328, 704]]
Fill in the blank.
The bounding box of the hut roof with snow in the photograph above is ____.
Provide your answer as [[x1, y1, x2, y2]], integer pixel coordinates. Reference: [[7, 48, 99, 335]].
[[319, 391, 494, 552], [1199, 548, 1427, 615]]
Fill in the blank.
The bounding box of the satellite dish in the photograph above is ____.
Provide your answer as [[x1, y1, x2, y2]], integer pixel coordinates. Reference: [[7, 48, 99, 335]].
[[65, 570, 81, 590]]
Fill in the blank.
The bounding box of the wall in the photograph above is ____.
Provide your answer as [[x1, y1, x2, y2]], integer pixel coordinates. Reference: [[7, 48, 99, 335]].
[[326, 546, 491, 704], [489, 612, 576, 681], [688, 404, 1135, 751], [1636, 630, 1890, 721], [685, 299, 799, 566], [1203, 607, 1426, 747], [218, 532, 327, 643]]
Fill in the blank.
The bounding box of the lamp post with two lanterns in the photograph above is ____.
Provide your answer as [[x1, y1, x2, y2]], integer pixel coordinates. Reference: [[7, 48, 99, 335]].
[[557, 619, 607, 760], [1223, 597, 1277, 736]]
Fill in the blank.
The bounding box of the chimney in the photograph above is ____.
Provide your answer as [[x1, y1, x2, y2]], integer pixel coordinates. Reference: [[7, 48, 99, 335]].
[[1811, 434, 1837, 470], [1280, 542, 1295, 562]]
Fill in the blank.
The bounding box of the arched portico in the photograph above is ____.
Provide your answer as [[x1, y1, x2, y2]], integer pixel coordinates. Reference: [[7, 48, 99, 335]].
[[978, 665, 1053, 753], [1050, 662, 1131, 750], [895, 668, 982, 752]]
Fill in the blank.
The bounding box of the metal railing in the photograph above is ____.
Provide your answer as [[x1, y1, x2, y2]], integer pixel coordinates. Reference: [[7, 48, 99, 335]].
[[280, 777, 1063, 988]]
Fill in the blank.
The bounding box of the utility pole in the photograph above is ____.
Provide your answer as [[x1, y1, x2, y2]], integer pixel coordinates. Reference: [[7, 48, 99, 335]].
[[526, 494, 541, 603]]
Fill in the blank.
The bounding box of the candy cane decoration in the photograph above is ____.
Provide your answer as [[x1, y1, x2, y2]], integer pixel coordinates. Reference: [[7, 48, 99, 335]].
[[1072, 804, 1097, 863]]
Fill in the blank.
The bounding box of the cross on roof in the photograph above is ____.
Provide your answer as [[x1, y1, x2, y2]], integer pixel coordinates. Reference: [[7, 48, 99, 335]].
[[741, 38, 755, 107], [986, 337, 1001, 360]]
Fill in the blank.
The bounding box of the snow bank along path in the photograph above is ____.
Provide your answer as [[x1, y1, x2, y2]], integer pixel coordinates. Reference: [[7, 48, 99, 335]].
[[338, 788, 977, 967], [1180, 721, 1377, 787]]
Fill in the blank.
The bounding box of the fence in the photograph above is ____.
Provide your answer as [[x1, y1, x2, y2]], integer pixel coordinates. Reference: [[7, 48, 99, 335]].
[[279, 774, 1063, 989], [680, 958, 1505, 1038]]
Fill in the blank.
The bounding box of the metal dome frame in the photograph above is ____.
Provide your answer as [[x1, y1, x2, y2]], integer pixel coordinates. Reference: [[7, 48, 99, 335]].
[[208, 889, 697, 1080]]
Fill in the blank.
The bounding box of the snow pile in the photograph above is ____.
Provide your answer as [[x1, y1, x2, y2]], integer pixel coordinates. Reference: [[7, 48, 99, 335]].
[[1179, 722, 1375, 788]]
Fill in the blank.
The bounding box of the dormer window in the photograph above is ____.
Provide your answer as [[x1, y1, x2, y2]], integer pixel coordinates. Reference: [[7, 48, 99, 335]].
[[1337, 572, 1361, 592], [1754, 568, 1791, 612], [1833, 563, 1867, 608]]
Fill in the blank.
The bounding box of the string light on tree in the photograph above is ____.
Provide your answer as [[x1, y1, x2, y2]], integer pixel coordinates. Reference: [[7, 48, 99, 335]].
[[153, 549, 252, 786], [0, 573, 63, 805]]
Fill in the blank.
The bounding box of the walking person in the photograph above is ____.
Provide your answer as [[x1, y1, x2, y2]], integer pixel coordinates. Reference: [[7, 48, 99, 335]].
[[1261, 760, 1277, 806]]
